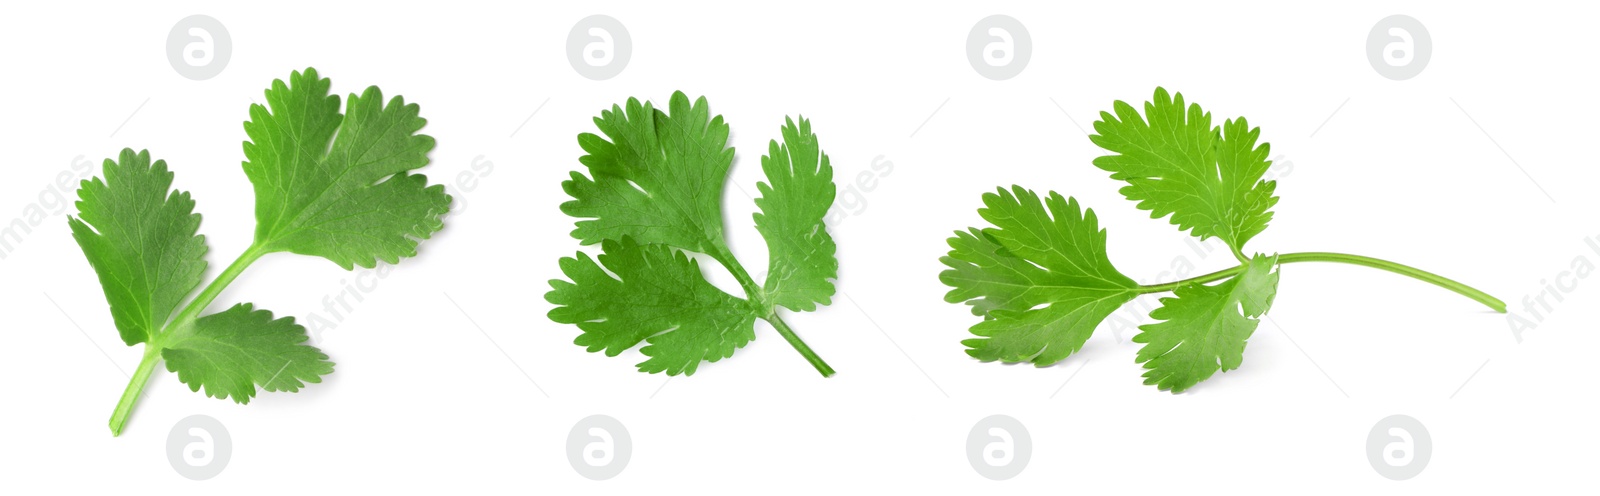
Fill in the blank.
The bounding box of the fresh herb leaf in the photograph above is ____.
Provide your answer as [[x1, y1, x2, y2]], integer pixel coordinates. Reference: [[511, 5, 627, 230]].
[[71, 68, 449, 435], [1134, 254, 1277, 392], [754, 118, 838, 313], [942, 87, 1504, 393], [549, 92, 839, 376], [548, 237, 757, 376], [69, 149, 208, 347], [561, 93, 732, 253], [940, 186, 1137, 365], [244, 68, 449, 269], [163, 303, 333, 402], [1089, 87, 1278, 254]]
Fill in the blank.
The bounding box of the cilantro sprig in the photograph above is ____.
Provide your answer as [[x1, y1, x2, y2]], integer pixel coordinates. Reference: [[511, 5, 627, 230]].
[[547, 92, 839, 376], [73, 68, 450, 435], [941, 88, 1503, 393]]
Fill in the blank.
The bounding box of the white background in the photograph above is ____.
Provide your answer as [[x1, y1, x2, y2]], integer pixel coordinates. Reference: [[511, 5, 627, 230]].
[[2, 1, 1595, 493]]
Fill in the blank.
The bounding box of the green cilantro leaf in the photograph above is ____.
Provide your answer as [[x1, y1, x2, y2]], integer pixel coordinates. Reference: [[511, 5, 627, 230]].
[[941, 186, 1137, 365], [548, 237, 757, 375], [941, 88, 1505, 393], [562, 93, 731, 253], [68, 149, 207, 347], [70, 68, 448, 435], [163, 303, 334, 403], [1089, 87, 1278, 253], [550, 92, 840, 377], [243, 67, 450, 269], [1134, 254, 1277, 393], [754, 117, 838, 313]]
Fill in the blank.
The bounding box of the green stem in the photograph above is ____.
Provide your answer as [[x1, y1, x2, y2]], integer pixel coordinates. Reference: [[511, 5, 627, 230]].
[[168, 243, 267, 328], [1229, 245, 1250, 265], [106, 243, 269, 436], [108, 346, 162, 436], [1136, 251, 1506, 313], [765, 313, 835, 377], [1138, 266, 1247, 293], [707, 243, 835, 377], [709, 244, 766, 305]]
